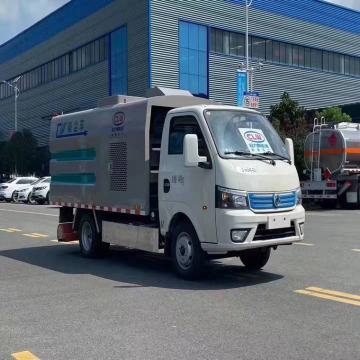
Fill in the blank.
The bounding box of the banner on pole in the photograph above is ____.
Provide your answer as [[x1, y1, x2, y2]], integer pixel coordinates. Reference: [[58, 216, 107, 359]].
[[236, 70, 248, 107]]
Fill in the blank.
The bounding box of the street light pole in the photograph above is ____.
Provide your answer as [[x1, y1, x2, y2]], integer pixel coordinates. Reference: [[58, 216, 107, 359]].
[[2, 76, 22, 133], [245, 0, 253, 92]]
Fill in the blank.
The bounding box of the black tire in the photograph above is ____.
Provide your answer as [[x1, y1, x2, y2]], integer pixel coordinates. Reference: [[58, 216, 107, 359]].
[[28, 193, 36, 205], [79, 213, 104, 258], [5, 198, 11, 203], [239, 247, 271, 270], [319, 199, 337, 209], [11, 192, 16, 202], [171, 221, 205, 280], [46, 192, 50, 205]]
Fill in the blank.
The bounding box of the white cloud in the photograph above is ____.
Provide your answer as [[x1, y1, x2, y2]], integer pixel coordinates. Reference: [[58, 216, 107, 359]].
[[0, 0, 69, 45]]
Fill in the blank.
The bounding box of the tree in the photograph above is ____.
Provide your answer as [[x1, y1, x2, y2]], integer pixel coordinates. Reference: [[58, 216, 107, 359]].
[[319, 106, 352, 123], [269, 92, 310, 176], [5, 129, 38, 175]]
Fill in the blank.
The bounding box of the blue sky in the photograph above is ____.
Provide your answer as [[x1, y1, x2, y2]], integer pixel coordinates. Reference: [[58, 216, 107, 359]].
[[0, 0, 359, 45]]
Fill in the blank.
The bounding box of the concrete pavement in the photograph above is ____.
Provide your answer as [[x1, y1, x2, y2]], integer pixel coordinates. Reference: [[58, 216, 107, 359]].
[[0, 203, 359, 359]]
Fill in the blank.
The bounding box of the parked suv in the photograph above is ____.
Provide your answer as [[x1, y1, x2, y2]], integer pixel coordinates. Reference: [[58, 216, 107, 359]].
[[16, 177, 50, 204], [0, 177, 38, 202], [31, 177, 51, 204]]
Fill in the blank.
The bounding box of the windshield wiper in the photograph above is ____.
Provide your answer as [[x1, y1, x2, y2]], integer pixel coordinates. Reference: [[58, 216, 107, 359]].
[[224, 151, 276, 165], [260, 151, 291, 164]]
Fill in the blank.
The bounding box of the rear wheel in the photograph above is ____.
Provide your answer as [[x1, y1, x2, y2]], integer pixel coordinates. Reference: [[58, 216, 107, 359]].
[[171, 221, 204, 280], [46, 192, 50, 204], [79, 213, 105, 258], [239, 247, 271, 270]]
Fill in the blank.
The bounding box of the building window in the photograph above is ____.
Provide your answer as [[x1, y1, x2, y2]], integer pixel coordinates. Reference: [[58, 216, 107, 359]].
[[0, 34, 109, 100], [179, 21, 208, 98], [251, 36, 266, 60], [209, 26, 360, 79], [110, 26, 128, 95]]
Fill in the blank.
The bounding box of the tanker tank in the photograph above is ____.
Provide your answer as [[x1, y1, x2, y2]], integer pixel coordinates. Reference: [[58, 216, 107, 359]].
[[304, 122, 360, 174]]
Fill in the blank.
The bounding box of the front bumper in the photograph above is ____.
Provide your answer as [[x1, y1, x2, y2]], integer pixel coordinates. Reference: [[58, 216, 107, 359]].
[[17, 192, 28, 201], [201, 205, 305, 254], [0, 191, 11, 200], [32, 191, 47, 200]]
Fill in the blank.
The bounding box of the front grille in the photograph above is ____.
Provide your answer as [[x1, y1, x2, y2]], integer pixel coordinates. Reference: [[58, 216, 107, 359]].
[[253, 223, 296, 241], [249, 192, 296, 212]]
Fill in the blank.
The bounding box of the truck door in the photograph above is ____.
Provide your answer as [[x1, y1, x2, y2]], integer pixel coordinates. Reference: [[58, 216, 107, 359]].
[[159, 114, 217, 244]]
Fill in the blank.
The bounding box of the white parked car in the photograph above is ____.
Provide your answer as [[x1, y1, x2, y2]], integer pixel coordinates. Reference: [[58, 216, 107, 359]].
[[16, 177, 50, 204], [0, 177, 38, 202], [31, 177, 51, 204]]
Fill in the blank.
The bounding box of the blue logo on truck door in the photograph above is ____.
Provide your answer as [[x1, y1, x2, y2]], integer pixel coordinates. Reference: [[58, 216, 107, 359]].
[[56, 120, 88, 138]]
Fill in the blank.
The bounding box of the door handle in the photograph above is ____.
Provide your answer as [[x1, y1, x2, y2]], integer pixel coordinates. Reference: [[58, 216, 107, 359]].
[[163, 179, 170, 193]]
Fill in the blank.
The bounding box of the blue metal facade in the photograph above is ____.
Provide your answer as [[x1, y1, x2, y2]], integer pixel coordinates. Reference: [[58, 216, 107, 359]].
[[179, 21, 208, 97], [0, 0, 116, 65], [228, 0, 360, 36], [110, 26, 128, 95]]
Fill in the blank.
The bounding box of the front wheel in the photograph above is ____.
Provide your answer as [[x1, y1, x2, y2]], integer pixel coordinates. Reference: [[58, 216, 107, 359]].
[[28, 193, 37, 205], [239, 247, 271, 270], [171, 221, 204, 280]]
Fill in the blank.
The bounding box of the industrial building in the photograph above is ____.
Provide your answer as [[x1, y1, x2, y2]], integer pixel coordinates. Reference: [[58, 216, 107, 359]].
[[0, 0, 360, 145]]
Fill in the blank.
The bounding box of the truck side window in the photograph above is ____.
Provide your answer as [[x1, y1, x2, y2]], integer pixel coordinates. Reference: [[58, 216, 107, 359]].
[[168, 116, 209, 157]]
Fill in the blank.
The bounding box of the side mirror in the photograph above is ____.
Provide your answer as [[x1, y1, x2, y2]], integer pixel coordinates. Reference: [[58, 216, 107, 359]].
[[183, 134, 207, 167], [285, 138, 295, 165]]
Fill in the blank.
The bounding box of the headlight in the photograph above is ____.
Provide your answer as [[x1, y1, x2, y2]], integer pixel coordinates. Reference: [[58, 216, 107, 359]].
[[296, 188, 302, 205], [216, 186, 248, 209], [37, 186, 47, 190]]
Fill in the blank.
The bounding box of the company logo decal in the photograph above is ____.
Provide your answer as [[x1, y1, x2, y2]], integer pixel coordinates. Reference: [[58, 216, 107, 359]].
[[56, 119, 87, 138], [112, 112, 126, 137], [328, 133, 337, 147], [273, 194, 281, 208], [244, 130, 265, 143]]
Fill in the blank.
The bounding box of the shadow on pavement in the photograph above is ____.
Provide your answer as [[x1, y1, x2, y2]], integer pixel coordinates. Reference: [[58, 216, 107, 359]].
[[0, 244, 283, 290]]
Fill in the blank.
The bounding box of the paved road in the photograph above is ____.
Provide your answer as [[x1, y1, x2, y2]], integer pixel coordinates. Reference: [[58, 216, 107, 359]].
[[0, 203, 359, 360]]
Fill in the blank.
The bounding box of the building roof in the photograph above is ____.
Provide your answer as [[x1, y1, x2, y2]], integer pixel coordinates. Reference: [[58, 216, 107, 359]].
[[1, 0, 360, 65], [0, 0, 116, 65]]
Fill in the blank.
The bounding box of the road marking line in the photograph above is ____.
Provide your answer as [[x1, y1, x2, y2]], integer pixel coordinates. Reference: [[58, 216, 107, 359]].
[[352, 249, 360, 252], [306, 287, 360, 301], [294, 242, 314, 246], [295, 288, 360, 307], [12, 351, 40, 360], [0, 228, 15, 233], [7, 228, 22, 232], [30, 233, 48, 238], [51, 240, 78, 245], [23, 234, 42, 238], [0, 208, 57, 217]]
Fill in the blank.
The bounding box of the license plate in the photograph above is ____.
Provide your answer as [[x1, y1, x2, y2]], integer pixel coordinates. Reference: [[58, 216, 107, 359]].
[[267, 214, 290, 229]]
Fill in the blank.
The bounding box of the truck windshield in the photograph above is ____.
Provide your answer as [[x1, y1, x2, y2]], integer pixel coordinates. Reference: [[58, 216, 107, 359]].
[[204, 110, 289, 160]]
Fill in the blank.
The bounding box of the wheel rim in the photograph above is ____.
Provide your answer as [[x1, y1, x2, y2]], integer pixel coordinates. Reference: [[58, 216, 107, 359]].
[[81, 221, 93, 252], [175, 232, 194, 270]]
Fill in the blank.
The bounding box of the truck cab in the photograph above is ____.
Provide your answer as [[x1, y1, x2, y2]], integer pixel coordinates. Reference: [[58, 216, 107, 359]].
[[158, 105, 305, 277]]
